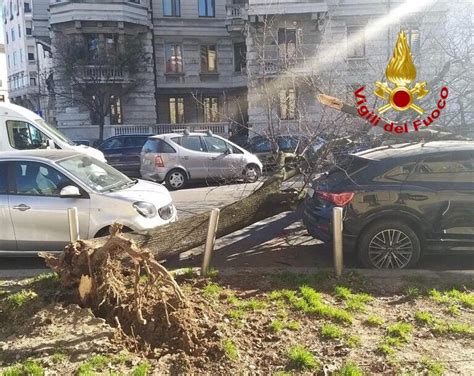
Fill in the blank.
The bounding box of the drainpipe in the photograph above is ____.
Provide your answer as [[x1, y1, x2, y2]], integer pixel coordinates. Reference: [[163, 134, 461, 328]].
[[149, 0, 160, 124]]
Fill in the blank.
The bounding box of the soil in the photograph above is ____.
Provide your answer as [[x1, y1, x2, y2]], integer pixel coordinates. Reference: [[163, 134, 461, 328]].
[[1, 269, 473, 375]]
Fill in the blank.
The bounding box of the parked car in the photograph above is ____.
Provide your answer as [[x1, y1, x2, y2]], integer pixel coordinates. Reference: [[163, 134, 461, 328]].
[[303, 141, 474, 269], [97, 134, 152, 177], [247, 135, 310, 169], [0, 102, 105, 162], [0, 150, 177, 255], [140, 131, 263, 190]]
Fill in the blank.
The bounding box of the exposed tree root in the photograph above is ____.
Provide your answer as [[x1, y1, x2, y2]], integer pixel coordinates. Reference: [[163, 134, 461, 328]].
[[41, 224, 201, 354]]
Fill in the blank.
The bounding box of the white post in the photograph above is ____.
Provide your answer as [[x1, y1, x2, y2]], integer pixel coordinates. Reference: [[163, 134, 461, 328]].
[[68, 207, 80, 242], [202, 208, 220, 276], [332, 207, 344, 277]]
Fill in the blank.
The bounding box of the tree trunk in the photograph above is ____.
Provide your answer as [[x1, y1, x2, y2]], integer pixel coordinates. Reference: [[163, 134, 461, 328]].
[[54, 162, 303, 262]]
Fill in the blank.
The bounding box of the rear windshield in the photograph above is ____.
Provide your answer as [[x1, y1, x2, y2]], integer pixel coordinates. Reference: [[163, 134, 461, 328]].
[[142, 139, 176, 153], [327, 156, 371, 180]]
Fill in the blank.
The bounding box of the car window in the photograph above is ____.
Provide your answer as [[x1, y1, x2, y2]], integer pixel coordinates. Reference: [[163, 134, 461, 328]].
[[250, 137, 272, 153], [101, 138, 124, 150], [180, 136, 205, 152], [407, 154, 473, 183], [125, 137, 148, 148], [231, 145, 243, 154], [0, 163, 7, 194], [203, 136, 228, 153], [7, 121, 50, 150], [375, 162, 417, 182], [277, 136, 299, 152], [13, 161, 74, 196], [143, 139, 176, 153]]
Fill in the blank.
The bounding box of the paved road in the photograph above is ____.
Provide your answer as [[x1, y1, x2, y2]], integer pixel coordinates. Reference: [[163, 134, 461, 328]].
[[1, 181, 473, 279]]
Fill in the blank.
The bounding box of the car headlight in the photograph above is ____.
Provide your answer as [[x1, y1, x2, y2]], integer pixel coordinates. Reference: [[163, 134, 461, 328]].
[[158, 203, 174, 220], [133, 201, 157, 218]]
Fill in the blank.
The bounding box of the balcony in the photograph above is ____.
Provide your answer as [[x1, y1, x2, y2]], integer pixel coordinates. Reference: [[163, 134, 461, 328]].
[[248, 0, 327, 16], [74, 65, 132, 83], [110, 123, 229, 137], [49, 0, 149, 27], [225, 4, 247, 33]]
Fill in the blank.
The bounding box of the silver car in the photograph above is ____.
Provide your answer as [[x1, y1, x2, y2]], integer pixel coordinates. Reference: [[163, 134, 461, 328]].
[[0, 150, 177, 255], [140, 132, 263, 190]]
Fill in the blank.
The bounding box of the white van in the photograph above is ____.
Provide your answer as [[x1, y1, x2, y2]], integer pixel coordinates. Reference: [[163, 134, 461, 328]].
[[0, 102, 105, 162]]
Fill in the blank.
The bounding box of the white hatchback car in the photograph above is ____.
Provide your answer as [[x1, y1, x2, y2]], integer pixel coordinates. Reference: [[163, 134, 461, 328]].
[[0, 150, 177, 255]]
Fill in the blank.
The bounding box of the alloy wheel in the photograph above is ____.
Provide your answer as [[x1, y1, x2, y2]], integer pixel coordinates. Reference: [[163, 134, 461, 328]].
[[368, 229, 414, 269], [169, 172, 184, 189], [244, 166, 259, 182]]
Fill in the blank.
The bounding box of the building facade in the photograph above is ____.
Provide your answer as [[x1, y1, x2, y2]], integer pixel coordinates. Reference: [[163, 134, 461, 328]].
[[0, 43, 8, 102], [3, 0, 472, 140]]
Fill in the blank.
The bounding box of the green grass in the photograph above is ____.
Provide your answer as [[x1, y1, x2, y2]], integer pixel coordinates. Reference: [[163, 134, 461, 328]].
[[2, 361, 45, 376], [334, 286, 373, 312], [421, 358, 444, 376], [286, 345, 320, 371], [364, 315, 384, 327], [228, 308, 245, 321], [429, 288, 474, 309], [346, 335, 361, 348], [445, 305, 460, 316], [415, 311, 437, 326], [5, 289, 38, 309], [131, 361, 151, 376], [77, 355, 111, 375], [222, 339, 239, 361], [321, 323, 344, 339], [414, 311, 473, 337], [386, 322, 413, 342], [202, 282, 223, 299], [335, 361, 365, 376], [404, 286, 422, 299], [286, 320, 301, 331], [51, 351, 68, 364], [270, 319, 285, 333], [206, 267, 220, 279], [240, 298, 267, 311]]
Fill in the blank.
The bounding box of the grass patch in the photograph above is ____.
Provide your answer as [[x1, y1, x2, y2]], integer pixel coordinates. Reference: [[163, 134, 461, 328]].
[[222, 339, 239, 361], [421, 358, 444, 376], [287, 345, 320, 371], [51, 351, 68, 364], [404, 286, 422, 299], [387, 322, 413, 342], [206, 267, 219, 280], [5, 289, 38, 309], [77, 354, 111, 375], [321, 323, 344, 339], [269, 319, 300, 333], [445, 305, 460, 316], [346, 335, 361, 348], [202, 282, 223, 299], [334, 286, 373, 312], [2, 361, 45, 376], [286, 320, 301, 331], [364, 315, 384, 327], [415, 310, 437, 326], [335, 361, 365, 376], [429, 288, 474, 309], [131, 361, 151, 376], [415, 311, 473, 337]]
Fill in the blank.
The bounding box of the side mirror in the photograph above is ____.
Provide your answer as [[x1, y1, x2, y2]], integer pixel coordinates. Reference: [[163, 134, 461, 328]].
[[60, 185, 81, 198]]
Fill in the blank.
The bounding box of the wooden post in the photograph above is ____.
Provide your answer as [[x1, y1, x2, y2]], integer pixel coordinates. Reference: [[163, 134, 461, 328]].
[[202, 208, 220, 276], [332, 207, 344, 277], [68, 207, 80, 242]]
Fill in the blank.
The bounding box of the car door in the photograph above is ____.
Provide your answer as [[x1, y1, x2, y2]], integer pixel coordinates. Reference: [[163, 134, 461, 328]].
[[8, 161, 91, 252], [202, 135, 244, 179], [99, 137, 125, 169], [175, 136, 209, 179], [402, 152, 474, 249], [0, 162, 16, 252], [122, 136, 148, 176]]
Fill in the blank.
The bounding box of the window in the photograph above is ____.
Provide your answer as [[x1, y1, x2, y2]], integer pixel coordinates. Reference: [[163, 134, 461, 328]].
[[110, 96, 123, 125], [5, 32, 8, 44], [279, 89, 297, 120], [30, 77, 36, 86], [101, 137, 125, 150], [86, 34, 99, 60], [203, 136, 228, 153], [165, 44, 183, 73], [125, 137, 149, 148], [14, 162, 73, 197], [234, 42, 246, 72], [169, 97, 184, 124], [0, 163, 7, 194], [26, 27, 32, 35], [407, 154, 473, 183], [11, 28, 15, 42], [201, 45, 217, 73], [24, 2, 31, 13], [203, 97, 219, 122], [163, 0, 180, 17], [375, 162, 417, 182], [347, 26, 365, 58], [407, 27, 420, 55], [105, 34, 118, 57], [180, 136, 205, 152], [18, 24, 21, 38], [19, 48, 22, 63], [142, 139, 176, 153], [28, 52, 35, 61], [7, 121, 50, 150], [198, 0, 215, 17], [13, 51, 16, 66], [278, 29, 297, 61]]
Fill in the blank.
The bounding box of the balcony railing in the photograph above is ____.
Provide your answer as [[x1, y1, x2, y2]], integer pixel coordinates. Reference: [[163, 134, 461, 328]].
[[75, 66, 131, 83], [226, 4, 246, 19], [111, 123, 229, 137]]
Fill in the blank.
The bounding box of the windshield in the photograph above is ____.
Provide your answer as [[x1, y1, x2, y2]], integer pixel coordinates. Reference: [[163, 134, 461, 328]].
[[58, 155, 133, 193], [35, 118, 75, 146]]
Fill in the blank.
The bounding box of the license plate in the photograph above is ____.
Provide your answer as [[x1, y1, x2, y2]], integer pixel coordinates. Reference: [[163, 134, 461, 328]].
[[307, 187, 314, 198]]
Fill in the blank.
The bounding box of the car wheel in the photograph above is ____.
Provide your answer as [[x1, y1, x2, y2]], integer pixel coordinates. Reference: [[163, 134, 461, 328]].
[[243, 164, 261, 183], [358, 220, 421, 269], [165, 169, 187, 190]]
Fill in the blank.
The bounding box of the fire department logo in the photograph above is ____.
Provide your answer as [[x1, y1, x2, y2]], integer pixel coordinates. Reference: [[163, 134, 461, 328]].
[[374, 30, 428, 115]]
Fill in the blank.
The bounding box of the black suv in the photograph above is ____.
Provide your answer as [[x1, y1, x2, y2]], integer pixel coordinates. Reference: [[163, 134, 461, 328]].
[[97, 134, 152, 177], [303, 141, 474, 269]]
